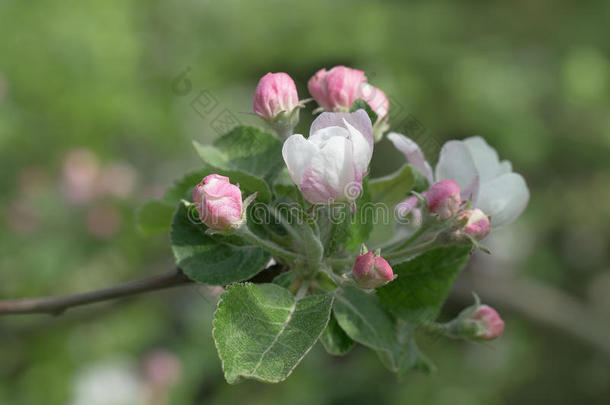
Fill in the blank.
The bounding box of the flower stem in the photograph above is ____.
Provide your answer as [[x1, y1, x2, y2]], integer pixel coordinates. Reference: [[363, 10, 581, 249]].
[[383, 238, 442, 261], [381, 219, 436, 253], [237, 226, 302, 262]]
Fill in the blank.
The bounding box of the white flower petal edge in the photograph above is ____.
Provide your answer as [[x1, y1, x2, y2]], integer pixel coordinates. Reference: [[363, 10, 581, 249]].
[[282, 134, 317, 185], [283, 110, 374, 204], [476, 172, 530, 227], [387, 132, 434, 184], [344, 119, 372, 176], [310, 109, 373, 149], [435, 140, 480, 202], [463, 136, 510, 182]]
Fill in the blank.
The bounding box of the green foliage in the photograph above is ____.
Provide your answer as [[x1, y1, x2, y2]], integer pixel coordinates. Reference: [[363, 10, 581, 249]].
[[193, 126, 284, 182], [333, 286, 416, 374], [350, 98, 378, 124], [272, 270, 296, 289], [367, 164, 416, 244], [320, 314, 355, 356], [377, 246, 471, 323], [346, 179, 374, 250], [213, 283, 333, 383], [171, 203, 270, 285]]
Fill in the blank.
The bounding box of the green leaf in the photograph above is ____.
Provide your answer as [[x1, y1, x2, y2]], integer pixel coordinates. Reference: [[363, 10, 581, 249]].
[[346, 179, 373, 250], [320, 314, 355, 356], [377, 246, 471, 324], [369, 164, 415, 206], [162, 170, 208, 205], [272, 271, 295, 289], [350, 98, 378, 124], [333, 286, 410, 372], [193, 126, 283, 181], [135, 200, 175, 235], [367, 165, 416, 245], [213, 283, 333, 383], [171, 202, 271, 285]]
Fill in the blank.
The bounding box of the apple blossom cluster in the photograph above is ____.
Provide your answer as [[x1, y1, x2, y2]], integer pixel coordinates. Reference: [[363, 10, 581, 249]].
[[150, 65, 529, 383], [196, 64, 527, 315]]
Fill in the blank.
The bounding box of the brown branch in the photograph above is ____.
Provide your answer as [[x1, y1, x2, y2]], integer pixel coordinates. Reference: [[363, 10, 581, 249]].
[[0, 268, 192, 316], [1, 264, 609, 358]]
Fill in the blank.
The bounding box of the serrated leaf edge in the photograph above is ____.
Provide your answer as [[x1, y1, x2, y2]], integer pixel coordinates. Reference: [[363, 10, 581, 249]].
[[212, 283, 334, 384]]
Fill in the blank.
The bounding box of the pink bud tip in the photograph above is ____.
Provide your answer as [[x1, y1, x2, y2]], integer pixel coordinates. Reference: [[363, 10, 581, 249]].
[[192, 174, 243, 230], [308, 66, 367, 112], [472, 305, 505, 340], [456, 208, 491, 240], [253, 72, 299, 121], [353, 251, 396, 288], [426, 180, 461, 219]]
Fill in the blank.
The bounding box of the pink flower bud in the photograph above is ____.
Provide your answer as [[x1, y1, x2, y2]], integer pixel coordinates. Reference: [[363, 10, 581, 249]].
[[192, 174, 243, 230], [353, 251, 396, 288], [253, 72, 299, 122], [426, 180, 461, 219], [456, 208, 491, 240], [471, 305, 505, 340], [360, 83, 389, 119], [308, 66, 367, 112]]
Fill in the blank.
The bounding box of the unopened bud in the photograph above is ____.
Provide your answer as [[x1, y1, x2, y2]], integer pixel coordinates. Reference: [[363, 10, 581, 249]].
[[253, 72, 299, 121], [456, 208, 491, 240], [308, 66, 366, 112], [426, 180, 461, 219], [449, 301, 505, 341], [192, 174, 244, 231], [352, 251, 396, 288], [253, 73, 300, 136]]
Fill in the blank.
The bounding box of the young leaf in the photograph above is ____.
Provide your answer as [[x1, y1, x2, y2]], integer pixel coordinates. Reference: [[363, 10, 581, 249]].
[[320, 314, 355, 356], [272, 271, 295, 289], [333, 286, 407, 371], [193, 126, 283, 181], [377, 246, 471, 324], [369, 164, 415, 206], [367, 164, 415, 245], [345, 179, 373, 250], [213, 283, 333, 383], [171, 203, 271, 285], [350, 98, 378, 124]]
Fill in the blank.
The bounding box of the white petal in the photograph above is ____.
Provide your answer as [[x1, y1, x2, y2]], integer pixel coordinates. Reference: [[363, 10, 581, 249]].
[[435, 140, 480, 202], [387, 132, 434, 184], [463, 136, 505, 182], [476, 172, 529, 227], [308, 125, 349, 147], [344, 118, 372, 176], [311, 109, 373, 149], [499, 160, 512, 175], [281, 134, 317, 184], [301, 136, 355, 202], [317, 136, 355, 192]]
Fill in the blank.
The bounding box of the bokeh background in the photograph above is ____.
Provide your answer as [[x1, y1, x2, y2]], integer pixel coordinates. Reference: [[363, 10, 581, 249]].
[[1, 0, 609, 403]]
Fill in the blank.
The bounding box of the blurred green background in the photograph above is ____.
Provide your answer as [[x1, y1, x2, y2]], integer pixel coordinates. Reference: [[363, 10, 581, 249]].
[[1, 0, 609, 403]]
